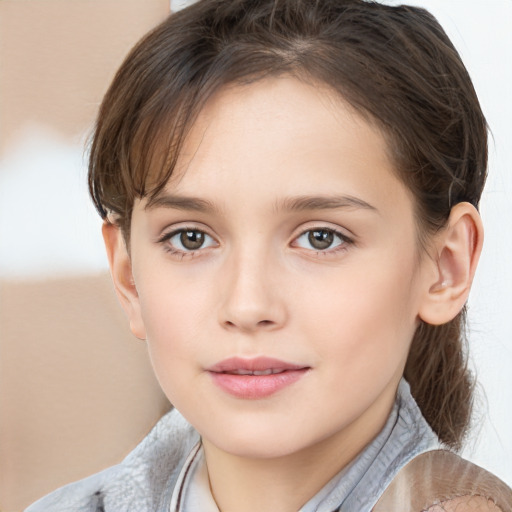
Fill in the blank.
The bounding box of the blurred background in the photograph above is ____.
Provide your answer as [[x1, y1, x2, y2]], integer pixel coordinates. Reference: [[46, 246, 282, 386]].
[[0, 0, 511, 510]]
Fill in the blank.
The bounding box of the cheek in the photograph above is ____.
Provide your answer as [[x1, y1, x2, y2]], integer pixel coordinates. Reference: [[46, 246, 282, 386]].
[[297, 253, 419, 371], [140, 295, 203, 409], [135, 271, 206, 376], [135, 255, 214, 338]]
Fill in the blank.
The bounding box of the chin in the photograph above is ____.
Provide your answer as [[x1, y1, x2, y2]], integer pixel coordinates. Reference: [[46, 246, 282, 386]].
[[213, 436, 304, 459], [199, 415, 324, 460]]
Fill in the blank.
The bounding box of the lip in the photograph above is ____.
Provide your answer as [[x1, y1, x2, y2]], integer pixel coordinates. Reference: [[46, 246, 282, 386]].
[[207, 357, 310, 399]]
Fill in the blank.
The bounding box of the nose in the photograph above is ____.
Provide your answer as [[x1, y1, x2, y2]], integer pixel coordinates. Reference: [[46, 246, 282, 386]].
[[217, 248, 287, 333]]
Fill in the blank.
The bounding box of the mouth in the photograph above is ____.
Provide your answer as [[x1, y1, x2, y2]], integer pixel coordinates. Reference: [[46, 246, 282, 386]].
[[222, 368, 290, 376], [207, 357, 310, 399]]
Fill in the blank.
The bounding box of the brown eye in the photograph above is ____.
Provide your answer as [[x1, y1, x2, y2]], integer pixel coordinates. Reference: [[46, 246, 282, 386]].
[[293, 228, 348, 252], [308, 229, 334, 250], [163, 228, 216, 253], [180, 230, 206, 250]]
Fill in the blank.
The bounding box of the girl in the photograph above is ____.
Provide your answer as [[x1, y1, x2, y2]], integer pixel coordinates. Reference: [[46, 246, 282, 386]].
[[26, 0, 512, 510]]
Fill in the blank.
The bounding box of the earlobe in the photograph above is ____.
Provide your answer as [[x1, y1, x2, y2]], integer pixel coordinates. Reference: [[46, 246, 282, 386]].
[[419, 202, 483, 326], [102, 222, 147, 340]]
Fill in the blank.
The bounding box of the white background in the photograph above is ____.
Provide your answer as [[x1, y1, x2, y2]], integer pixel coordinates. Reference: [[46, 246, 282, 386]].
[[1, 0, 511, 485]]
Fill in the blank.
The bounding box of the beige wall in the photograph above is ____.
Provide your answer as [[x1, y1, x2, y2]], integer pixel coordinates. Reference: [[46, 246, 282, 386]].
[[0, 274, 171, 511], [0, 2, 171, 511], [0, 0, 170, 153]]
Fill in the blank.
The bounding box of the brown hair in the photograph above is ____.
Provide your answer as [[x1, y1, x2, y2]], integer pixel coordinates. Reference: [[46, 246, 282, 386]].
[[88, 0, 488, 451]]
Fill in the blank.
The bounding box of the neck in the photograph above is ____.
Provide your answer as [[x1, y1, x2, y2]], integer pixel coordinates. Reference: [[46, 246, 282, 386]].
[[203, 440, 348, 512], [202, 388, 396, 512]]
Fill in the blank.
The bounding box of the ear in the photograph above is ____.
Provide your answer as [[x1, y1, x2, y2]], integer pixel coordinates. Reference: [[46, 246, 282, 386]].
[[418, 202, 484, 325], [102, 222, 147, 340]]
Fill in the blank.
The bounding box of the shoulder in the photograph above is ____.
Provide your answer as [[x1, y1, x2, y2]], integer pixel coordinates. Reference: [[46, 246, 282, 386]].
[[426, 495, 503, 511], [426, 495, 504, 512], [373, 450, 512, 512], [24, 467, 115, 512], [25, 408, 199, 512]]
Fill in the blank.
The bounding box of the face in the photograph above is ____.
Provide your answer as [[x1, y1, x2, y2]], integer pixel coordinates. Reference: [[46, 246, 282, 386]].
[[125, 77, 432, 462]]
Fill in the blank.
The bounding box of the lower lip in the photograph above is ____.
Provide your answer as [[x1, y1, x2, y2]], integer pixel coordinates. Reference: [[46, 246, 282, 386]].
[[209, 369, 308, 399]]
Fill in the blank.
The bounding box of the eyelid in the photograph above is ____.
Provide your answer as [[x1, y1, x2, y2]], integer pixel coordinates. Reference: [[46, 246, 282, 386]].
[[290, 223, 355, 253], [290, 221, 355, 242], [156, 222, 216, 242]]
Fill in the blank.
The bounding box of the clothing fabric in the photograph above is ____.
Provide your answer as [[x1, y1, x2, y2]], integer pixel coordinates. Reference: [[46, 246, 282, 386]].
[[24, 380, 508, 512], [373, 449, 512, 511]]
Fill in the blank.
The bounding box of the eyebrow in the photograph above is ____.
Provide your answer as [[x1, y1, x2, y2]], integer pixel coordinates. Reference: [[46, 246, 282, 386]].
[[145, 194, 218, 213], [145, 193, 377, 214], [276, 195, 378, 213]]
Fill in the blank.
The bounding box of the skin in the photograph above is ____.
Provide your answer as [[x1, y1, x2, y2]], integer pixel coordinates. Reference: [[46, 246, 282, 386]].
[[104, 76, 483, 512]]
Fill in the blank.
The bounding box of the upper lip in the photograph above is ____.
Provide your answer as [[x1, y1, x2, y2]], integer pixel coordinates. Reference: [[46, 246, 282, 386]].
[[208, 357, 308, 374]]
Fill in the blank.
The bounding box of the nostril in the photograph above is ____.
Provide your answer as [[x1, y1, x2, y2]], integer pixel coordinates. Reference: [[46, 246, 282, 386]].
[[222, 318, 276, 332]]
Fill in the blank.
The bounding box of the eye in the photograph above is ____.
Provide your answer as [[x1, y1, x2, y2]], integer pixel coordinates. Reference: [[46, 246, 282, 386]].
[[163, 228, 217, 253], [293, 228, 348, 251]]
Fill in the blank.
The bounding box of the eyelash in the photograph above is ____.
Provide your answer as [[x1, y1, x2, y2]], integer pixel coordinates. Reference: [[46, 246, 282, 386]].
[[292, 228, 353, 256], [157, 227, 217, 259], [157, 226, 353, 259]]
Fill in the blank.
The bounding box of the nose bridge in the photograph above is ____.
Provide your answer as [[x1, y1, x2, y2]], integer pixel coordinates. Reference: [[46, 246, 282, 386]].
[[218, 240, 286, 332]]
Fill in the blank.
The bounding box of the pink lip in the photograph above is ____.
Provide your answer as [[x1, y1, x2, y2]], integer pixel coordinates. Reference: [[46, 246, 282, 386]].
[[207, 357, 309, 399]]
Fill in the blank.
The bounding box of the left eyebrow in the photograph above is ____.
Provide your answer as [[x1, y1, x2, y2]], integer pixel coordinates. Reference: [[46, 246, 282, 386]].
[[144, 193, 218, 213], [276, 195, 378, 213]]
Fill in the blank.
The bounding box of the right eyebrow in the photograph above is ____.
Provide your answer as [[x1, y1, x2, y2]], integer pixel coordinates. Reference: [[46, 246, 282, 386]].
[[144, 193, 218, 214], [276, 194, 378, 213]]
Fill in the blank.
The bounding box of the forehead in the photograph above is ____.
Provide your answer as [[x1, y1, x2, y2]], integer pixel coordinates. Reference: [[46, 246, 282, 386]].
[[141, 76, 411, 216]]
